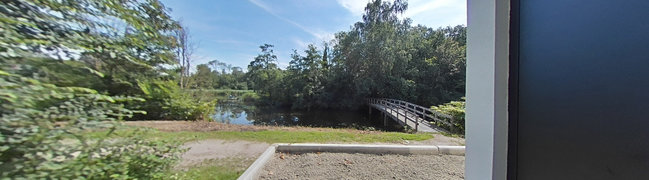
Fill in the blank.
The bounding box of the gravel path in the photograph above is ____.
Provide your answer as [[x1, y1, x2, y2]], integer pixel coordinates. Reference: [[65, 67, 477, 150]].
[[260, 152, 464, 180], [177, 140, 269, 168]]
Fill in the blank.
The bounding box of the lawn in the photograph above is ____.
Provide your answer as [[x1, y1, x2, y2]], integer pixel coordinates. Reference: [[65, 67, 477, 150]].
[[108, 129, 433, 144], [86, 125, 434, 179], [168, 157, 254, 180]]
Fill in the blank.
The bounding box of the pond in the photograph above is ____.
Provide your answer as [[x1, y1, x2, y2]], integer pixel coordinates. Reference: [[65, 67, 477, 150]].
[[211, 100, 404, 131]]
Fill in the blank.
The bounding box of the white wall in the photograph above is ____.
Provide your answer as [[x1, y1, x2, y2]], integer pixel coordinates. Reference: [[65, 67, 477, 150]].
[[465, 0, 510, 179]]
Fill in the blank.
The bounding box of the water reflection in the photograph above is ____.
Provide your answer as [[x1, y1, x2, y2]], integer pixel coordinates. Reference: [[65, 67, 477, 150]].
[[211, 100, 401, 131], [211, 100, 254, 124]]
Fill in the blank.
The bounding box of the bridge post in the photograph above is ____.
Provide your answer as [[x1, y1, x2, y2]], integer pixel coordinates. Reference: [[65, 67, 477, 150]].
[[396, 108, 400, 122], [404, 110, 408, 126], [383, 112, 387, 126]]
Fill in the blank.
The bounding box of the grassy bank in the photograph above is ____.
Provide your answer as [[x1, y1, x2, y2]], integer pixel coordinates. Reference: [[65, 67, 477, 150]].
[[89, 127, 433, 144]]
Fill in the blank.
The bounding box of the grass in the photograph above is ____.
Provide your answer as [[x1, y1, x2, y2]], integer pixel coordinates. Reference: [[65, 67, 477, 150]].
[[167, 157, 255, 180], [88, 127, 433, 144], [438, 131, 464, 138], [86, 126, 434, 180], [176, 130, 430, 144]]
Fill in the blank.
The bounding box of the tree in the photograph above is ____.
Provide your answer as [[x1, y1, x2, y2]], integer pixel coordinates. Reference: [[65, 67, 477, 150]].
[[247, 44, 283, 103], [286, 44, 327, 110], [193, 64, 216, 88], [259, 0, 467, 109], [1, 0, 190, 178], [188, 60, 247, 90], [174, 22, 195, 89]]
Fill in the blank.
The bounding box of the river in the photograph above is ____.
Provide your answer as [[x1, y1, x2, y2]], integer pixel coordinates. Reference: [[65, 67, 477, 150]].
[[211, 100, 403, 131]]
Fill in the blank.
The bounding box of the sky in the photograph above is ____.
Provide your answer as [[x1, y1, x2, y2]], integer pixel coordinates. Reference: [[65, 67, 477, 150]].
[[160, 0, 466, 70]]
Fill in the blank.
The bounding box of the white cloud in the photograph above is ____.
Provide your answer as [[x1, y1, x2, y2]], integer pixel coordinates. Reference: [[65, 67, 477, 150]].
[[336, 0, 466, 28], [248, 0, 333, 41], [292, 38, 310, 50], [404, 0, 452, 17], [406, 0, 466, 28], [247, 0, 273, 14], [336, 0, 370, 16]]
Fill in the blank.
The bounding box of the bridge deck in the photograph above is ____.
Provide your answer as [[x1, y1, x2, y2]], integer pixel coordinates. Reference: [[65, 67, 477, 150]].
[[369, 104, 447, 133]]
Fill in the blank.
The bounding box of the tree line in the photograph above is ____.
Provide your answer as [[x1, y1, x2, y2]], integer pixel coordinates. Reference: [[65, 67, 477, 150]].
[[242, 0, 466, 110]]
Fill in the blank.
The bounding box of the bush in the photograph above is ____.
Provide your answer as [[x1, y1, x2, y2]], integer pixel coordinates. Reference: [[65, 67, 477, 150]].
[[240, 92, 260, 103], [0, 71, 182, 179], [132, 80, 216, 121], [60, 130, 183, 179], [431, 97, 466, 134]]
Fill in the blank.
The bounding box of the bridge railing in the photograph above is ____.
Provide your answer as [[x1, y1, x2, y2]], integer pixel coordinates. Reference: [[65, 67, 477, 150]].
[[367, 98, 422, 130], [367, 98, 454, 130]]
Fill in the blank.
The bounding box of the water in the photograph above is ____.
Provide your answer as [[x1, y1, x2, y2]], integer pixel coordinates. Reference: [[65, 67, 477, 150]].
[[211, 100, 403, 131]]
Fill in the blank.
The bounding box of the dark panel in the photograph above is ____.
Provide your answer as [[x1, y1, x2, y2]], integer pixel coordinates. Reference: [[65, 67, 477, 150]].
[[517, 0, 649, 179], [507, 0, 520, 179]]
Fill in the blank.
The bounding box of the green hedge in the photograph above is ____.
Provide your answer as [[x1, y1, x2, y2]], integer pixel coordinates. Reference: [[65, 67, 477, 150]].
[[431, 97, 466, 134]]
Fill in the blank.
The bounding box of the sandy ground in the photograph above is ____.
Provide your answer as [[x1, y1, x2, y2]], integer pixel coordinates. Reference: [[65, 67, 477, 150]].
[[410, 135, 465, 146], [261, 152, 465, 180], [178, 139, 270, 168]]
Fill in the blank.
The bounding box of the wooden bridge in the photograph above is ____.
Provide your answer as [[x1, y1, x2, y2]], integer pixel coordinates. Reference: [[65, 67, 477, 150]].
[[367, 98, 453, 133]]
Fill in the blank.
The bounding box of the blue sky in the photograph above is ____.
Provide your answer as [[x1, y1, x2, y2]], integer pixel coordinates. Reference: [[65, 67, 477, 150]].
[[160, 0, 466, 70]]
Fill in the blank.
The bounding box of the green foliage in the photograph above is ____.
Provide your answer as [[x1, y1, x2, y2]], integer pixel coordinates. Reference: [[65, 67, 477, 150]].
[[133, 80, 216, 120], [244, 0, 466, 111], [1, 0, 179, 73], [0, 0, 200, 178], [188, 61, 248, 90], [326, 0, 466, 107], [247, 44, 285, 105], [185, 89, 256, 104], [431, 97, 466, 134], [166, 157, 253, 180], [2, 0, 213, 121], [0, 72, 182, 179], [240, 92, 261, 103], [16, 58, 107, 89], [285, 44, 328, 110], [64, 130, 183, 179]]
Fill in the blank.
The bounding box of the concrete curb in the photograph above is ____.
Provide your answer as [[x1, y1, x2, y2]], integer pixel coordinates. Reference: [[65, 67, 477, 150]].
[[275, 143, 465, 156], [438, 146, 466, 156], [237, 144, 277, 180], [237, 144, 465, 180]]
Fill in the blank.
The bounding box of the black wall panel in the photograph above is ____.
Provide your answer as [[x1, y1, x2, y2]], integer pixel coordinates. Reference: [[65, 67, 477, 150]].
[[515, 0, 649, 179]]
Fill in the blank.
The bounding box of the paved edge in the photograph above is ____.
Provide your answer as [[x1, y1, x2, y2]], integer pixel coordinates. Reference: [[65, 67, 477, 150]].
[[438, 146, 466, 156], [237, 144, 465, 180], [237, 144, 277, 180]]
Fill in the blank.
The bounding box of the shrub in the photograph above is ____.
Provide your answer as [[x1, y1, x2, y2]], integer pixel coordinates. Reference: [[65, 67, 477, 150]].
[[431, 97, 466, 134], [240, 92, 260, 103], [0, 71, 182, 179], [132, 80, 216, 121]]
